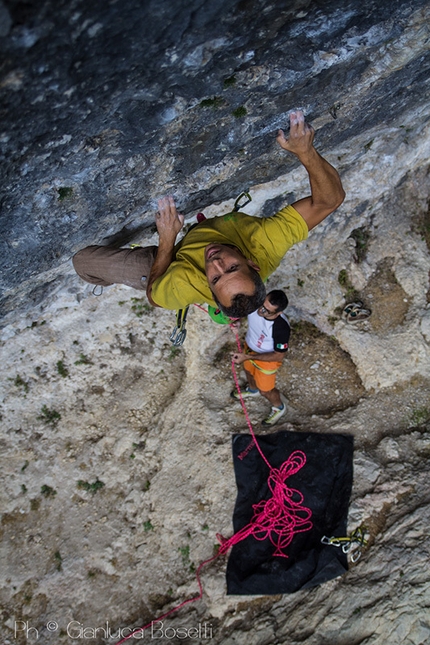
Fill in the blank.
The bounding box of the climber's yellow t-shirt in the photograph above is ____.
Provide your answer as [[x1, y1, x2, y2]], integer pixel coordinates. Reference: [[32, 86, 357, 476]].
[[151, 205, 308, 310]]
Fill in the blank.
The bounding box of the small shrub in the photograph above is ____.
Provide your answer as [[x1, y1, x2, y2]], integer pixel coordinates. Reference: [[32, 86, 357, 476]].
[[41, 484, 57, 498], [143, 520, 153, 532], [130, 297, 152, 317], [54, 551, 62, 571], [349, 227, 370, 262], [57, 187, 73, 200], [338, 269, 359, 300], [168, 346, 181, 361], [232, 106, 247, 119], [56, 360, 69, 378], [178, 545, 190, 566], [199, 96, 224, 109], [74, 353, 93, 365], [410, 407, 429, 426], [77, 478, 105, 494], [38, 405, 61, 425], [223, 75, 236, 88], [14, 375, 29, 393]]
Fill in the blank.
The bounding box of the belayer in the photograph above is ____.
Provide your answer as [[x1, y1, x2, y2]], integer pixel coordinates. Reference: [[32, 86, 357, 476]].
[[231, 289, 291, 427]]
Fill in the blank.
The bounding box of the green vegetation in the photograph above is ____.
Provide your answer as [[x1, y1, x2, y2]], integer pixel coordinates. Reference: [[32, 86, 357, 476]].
[[38, 405, 61, 425], [297, 279, 304, 287], [199, 96, 224, 109], [168, 346, 181, 361], [41, 484, 57, 498], [14, 374, 29, 393], [178, 545, 190, 564], [74, 353, 93, 365], [232, 106, 247, 119], [349, 227, 370, 262], [338, 269, 359, 300], [77, 478, 105, 494], [57, 187, 73, 200], [143, 520, 154, 532], [57, 360, 69, 377], [130, 297, 152, 317], [54, 550, 63, 571], [410, 407, 429, 426], [223, 75, 236, 88], [178, 544, 195, 572]]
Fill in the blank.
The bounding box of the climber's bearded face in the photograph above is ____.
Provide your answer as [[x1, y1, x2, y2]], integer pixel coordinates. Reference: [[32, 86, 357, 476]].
[[204, 244, 259, 308]]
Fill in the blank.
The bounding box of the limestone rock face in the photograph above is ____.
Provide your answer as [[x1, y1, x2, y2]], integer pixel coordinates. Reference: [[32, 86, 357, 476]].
[[1, 0, 429, 317], [1, 1, 430, 644]]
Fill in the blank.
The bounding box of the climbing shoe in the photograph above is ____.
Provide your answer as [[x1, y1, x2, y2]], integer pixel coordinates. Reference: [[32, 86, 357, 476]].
[[230, 386, 260, 400], [262, 395, 288, 426], [342, 301, 371, 323]]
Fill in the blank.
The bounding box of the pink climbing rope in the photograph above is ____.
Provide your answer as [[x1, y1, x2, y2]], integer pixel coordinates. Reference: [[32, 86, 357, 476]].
[[217, 328, 313, 557], [114, 317, 312, 645]]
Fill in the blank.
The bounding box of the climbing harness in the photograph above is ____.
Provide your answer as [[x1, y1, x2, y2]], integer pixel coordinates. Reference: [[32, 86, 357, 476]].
[[247, 359, 279, 375], [321, 526, 368, 563], [169, 306, 189, 346]]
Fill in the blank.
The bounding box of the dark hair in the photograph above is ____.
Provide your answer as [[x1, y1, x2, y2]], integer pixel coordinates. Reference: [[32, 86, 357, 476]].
[[267, 289, 288, 312], [214, 268, 266, 318]]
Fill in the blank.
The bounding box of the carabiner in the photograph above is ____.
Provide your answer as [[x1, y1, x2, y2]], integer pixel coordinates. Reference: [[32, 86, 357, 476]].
[[170, 307, 189, 346], [233, 191, 252, 212]]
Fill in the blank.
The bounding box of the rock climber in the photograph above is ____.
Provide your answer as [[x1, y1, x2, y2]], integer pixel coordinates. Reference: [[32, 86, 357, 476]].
[[230, 289, 290, 426], [73, 110, 345, 319]]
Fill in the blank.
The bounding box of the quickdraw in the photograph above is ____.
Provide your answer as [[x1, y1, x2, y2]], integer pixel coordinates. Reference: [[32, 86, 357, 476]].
[[321, 526, 368, 563], [169, 306, 189, 346]]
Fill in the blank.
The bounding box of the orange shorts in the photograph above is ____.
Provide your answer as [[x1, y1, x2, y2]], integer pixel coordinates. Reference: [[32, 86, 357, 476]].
[[243, 345, 282, 392]]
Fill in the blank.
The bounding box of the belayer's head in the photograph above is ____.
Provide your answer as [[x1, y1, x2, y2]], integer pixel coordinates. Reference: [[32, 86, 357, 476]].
[[257, 289, 289, 320], [204, 243, 266, 318]]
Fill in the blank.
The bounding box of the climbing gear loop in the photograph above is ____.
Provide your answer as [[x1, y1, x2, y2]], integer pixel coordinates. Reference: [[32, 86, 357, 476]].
[[170, 306, 189, 346]]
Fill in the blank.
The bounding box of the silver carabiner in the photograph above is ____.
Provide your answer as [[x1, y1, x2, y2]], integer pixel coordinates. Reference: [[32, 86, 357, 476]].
[[170, 307, 189, 346]]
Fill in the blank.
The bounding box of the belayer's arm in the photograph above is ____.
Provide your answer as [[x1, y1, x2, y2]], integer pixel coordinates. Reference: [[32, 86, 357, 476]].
[[277, 111, 345, 231], [146, 196, 184, 307]]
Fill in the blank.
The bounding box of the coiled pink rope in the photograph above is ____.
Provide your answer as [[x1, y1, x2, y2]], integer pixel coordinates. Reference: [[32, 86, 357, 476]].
[[114, 318, 312, 645]]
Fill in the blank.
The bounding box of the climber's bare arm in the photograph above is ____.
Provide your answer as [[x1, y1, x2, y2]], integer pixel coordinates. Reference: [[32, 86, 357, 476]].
[[277, 111, 345, 231]]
